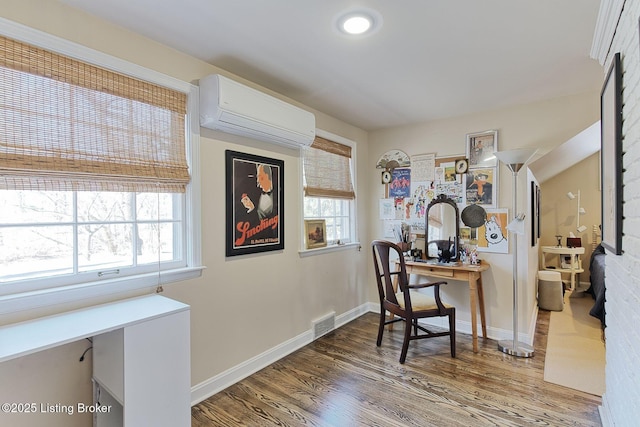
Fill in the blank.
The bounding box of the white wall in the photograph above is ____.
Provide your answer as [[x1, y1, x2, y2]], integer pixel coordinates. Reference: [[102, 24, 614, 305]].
[[0, 2, 370, 426], [595, 1, 640, 424], [368, 93, 599, 342]]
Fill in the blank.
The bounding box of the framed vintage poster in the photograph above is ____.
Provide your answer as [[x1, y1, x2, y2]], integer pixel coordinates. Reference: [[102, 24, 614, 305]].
[[466, 130, 498, 168], [600, 52, 623, 255], [225, 150, 284, 257], [304, 219, 327, 249], [388, 168, 411, 198], [464, 168, 497, 208]]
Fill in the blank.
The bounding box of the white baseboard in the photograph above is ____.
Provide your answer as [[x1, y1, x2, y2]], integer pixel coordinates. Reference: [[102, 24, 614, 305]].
[[191, 301, 537, 405], [598, 393, 613, 427], [190, 302, 370, 405], [370, 302, 537, 345]]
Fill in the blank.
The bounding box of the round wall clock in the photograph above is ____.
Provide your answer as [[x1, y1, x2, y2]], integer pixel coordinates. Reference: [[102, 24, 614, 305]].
[[381, 170, 392, 184], [455, 159, 469, 174]]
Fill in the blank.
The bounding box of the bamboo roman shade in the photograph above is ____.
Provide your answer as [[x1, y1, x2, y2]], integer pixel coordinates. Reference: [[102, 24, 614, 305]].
[[0, 35, 190, 192], [303, 136, 355, 199]]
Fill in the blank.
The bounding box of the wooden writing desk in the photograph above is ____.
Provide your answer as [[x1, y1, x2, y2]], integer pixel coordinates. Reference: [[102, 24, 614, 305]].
[[395, 260, 490, 353]]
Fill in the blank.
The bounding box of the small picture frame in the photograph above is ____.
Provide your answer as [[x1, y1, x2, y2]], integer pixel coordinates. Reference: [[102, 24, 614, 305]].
[[304, 219, 327, 249], [466, 130, 498, 168]]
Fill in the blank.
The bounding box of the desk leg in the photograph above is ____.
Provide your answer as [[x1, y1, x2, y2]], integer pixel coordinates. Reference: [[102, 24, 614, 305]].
[[468, 271, 487, 353], [468, 272, 479, 353], [475, 272, 487, 339]]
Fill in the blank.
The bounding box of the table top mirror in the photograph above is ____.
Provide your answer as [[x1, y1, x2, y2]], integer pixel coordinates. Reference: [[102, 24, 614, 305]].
[[425, 194, 460, 263]]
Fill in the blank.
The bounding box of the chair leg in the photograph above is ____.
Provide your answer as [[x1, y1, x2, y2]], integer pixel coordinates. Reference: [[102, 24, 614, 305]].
[[376, 310, 386, 347], [399, 317, 412, 364], [449, 309, 456, 358]]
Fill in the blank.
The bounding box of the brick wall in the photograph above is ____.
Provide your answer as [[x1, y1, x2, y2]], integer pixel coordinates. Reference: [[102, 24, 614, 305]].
[[600, 1, 640, 425]]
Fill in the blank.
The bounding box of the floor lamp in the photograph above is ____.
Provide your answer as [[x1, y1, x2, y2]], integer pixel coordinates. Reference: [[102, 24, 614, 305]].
[[494, 148, 537, 358]]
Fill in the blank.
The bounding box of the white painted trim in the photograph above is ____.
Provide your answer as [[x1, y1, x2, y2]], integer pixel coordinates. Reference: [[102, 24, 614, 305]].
[[0, 267, 204, 316], [368, 302, 537, 344], [599, 394, 614, 427], [190, 328, 312, 405], [590, 0, 625, 65], [190, 302, 370, 405], [298, 241, 362, 257], [190, 301, 538, 405]]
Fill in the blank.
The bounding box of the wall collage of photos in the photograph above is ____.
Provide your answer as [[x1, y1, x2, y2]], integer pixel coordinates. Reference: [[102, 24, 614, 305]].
[[378, 130, 509, 255]]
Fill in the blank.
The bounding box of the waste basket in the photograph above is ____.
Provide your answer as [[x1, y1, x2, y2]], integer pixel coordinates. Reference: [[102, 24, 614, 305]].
[[538, 270, 564, 311]]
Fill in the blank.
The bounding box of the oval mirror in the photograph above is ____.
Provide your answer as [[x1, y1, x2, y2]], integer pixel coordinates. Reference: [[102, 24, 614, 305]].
[[425, 194, 460, 262]]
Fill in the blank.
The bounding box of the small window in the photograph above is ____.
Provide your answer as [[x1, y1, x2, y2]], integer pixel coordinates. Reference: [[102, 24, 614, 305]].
[[302, 132, 356, 247], [303, 197, 352, 244]]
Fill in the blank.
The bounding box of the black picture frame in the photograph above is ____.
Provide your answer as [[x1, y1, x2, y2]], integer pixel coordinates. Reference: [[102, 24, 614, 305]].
[[528, 182, 541, 246], [536, 184, 541, 240], [600, 52, 623, 255], [225, 150, 284, 257], [530, 181, 536, 247]]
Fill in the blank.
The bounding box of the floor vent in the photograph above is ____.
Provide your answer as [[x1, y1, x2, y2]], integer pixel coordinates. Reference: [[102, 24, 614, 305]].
[[312, 312, 335, 339]]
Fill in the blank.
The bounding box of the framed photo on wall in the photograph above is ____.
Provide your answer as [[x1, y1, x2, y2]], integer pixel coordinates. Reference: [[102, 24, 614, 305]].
[[600, 52, 623, 255], [466, 130, 498, 168], [304, 219, 327, 249], [225, 150, 284, 257]]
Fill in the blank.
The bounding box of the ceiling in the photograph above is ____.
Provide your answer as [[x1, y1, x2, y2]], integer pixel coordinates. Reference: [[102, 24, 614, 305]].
[[59, 0, 604, 131]]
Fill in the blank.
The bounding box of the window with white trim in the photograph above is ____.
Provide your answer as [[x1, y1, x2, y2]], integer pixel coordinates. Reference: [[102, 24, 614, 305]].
[[0, 29, 201, 303], [302, 133, 356, 246]]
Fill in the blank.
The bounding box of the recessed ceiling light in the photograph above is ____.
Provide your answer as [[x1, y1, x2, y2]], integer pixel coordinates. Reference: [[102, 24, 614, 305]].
[[335, 8, 382, 37], [342, 15, 371, 34]]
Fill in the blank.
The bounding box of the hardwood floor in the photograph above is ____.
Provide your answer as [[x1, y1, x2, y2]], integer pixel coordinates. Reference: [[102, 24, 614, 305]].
[[192, 311, 602, 426]]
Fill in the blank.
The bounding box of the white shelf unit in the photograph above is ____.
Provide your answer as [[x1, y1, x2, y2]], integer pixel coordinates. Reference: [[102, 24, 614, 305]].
[[540, 246, 586, 291], [0, 295, 191, 427]]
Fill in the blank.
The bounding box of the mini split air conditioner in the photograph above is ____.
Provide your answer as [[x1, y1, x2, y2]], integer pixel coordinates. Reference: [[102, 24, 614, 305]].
[[199, 74, 316, 148]]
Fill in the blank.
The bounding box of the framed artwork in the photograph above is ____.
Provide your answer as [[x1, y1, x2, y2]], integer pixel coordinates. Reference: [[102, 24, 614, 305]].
[[530, 181, 540, 247], [225, 150, 284, 257], [304, 219, 327, 249], [466, 130, 498, 168], [536, 184, 541, 240], [459, 226, 471, 243], [600, 52, 623, 255], [388, 168, 411, 198], [464, 168, 497, 208], [476, 208, 509, 254]]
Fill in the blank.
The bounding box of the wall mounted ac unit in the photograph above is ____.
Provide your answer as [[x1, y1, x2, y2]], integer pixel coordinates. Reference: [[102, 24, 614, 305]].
[[199, 74, 316, 148]]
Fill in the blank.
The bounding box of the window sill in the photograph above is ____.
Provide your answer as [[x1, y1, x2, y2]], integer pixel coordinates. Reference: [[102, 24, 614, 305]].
[[298, 242, 362, 257], [0, 266, 205, 316]]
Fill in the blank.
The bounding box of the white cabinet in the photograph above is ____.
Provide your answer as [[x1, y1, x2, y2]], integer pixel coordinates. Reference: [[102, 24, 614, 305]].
[[0, 295, 191, 427], [93, 307, 190, 426]]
